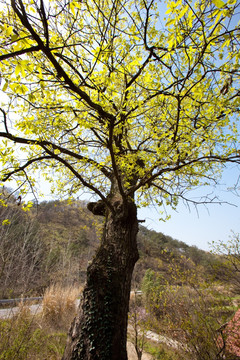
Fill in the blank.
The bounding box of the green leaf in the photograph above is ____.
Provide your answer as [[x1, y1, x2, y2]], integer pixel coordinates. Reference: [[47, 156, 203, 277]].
[[2, 80, 8, 92], [2, 219, 10, 226], [15, 64, 21, 76], [212, 0, 225, 8]]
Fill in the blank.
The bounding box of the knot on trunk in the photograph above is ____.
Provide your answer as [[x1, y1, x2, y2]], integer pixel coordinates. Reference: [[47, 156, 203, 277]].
[[87, 200, 106, 216]]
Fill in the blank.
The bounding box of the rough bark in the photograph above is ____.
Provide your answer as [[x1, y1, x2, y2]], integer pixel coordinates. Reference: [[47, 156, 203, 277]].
[[62, 196, 139, 360]]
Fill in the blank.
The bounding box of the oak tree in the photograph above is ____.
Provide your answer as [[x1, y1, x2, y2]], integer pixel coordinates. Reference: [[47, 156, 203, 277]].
[[0, 0, 239, 359]]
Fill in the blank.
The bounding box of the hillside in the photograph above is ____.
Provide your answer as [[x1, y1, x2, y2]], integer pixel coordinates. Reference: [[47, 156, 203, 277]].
[[1, 196, 239, 359], [0, 196, 220, 299]]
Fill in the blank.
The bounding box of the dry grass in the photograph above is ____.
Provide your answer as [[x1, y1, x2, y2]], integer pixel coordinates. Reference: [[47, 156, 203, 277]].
[[0, 285, 83, 360], [41, 284, 81, 330], [0, 303, 47, 360]]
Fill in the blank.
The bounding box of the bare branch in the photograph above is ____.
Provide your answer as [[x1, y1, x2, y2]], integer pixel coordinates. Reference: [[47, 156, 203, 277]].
[[0, 45, 40, 61], [0, 108, 9, 133], [0, 131, 112, 179], [1, 155, 52, 181]]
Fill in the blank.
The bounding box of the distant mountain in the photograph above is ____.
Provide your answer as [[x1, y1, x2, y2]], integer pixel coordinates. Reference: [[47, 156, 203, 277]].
[[0, 197, 218, 298]]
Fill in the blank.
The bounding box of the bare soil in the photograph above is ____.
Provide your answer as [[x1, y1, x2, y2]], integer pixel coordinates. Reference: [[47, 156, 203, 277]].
[[127, 341, 153, 360]]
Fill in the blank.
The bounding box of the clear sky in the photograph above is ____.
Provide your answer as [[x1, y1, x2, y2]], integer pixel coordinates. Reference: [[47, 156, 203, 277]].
[[138, 164, 240, 251]]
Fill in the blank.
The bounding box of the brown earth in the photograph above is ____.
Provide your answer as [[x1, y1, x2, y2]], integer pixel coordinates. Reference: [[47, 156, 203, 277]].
[[127, 341, 153, 360]]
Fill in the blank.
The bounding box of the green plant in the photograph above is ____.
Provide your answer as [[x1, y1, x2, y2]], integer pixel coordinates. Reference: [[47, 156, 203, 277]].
[[211, 232, 240, 294], [0, 298, 75, 360], [142, 255, 235, 360], [0, 304, 53, 359], [144, 341, 186, 360]]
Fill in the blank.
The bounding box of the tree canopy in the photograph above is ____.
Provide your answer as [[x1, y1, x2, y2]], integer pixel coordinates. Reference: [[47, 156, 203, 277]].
[[0, 0, 240, 210], [1, 2, 240, 358]]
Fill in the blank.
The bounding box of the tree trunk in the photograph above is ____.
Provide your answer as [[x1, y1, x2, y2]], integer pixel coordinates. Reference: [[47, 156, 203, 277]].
[[62, 197, 139, 360]]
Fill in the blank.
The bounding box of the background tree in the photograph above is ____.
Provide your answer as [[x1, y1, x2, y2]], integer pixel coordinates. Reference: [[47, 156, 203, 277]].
[[129, 290, 147, 360], [0, 189, 46, 298], [0, 0, 239, 359], [211, 232, 240, 294], [141, 254, 235, 360]]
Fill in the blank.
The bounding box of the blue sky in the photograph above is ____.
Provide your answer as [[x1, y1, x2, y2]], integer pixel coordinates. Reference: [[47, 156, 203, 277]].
[[138, 164, 240, 251]]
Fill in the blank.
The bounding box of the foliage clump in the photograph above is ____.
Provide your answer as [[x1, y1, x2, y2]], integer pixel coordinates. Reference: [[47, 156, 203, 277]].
[[140, 251, 239, 360], [0, 302, 66, 360]]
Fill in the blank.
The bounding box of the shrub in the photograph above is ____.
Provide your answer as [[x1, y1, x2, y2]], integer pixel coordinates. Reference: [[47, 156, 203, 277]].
[[0, 303, 47, 360], [0, 287, 81, 360]]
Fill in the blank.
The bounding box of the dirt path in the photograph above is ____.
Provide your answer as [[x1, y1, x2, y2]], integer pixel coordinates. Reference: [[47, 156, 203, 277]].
[[0, 305, 153, 359], [0, 303, 42, 319], [0, 302, 184, 358], [127, 341, 153, 360]]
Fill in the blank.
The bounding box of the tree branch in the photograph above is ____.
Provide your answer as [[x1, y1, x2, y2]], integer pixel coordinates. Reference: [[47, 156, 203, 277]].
[[1, 155, 52, 181], [0, 45, 40, 61], [0, 131, 112, 179], [0, 108, 9, 134], [40, 143, 115, 213], [10, 0, 116, 123], [128, 153, 240, 195]]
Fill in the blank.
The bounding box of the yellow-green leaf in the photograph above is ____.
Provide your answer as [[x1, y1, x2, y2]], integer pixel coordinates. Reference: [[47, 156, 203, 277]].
[[212, 0, 225, 8], [2, 219, 10, 226]]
